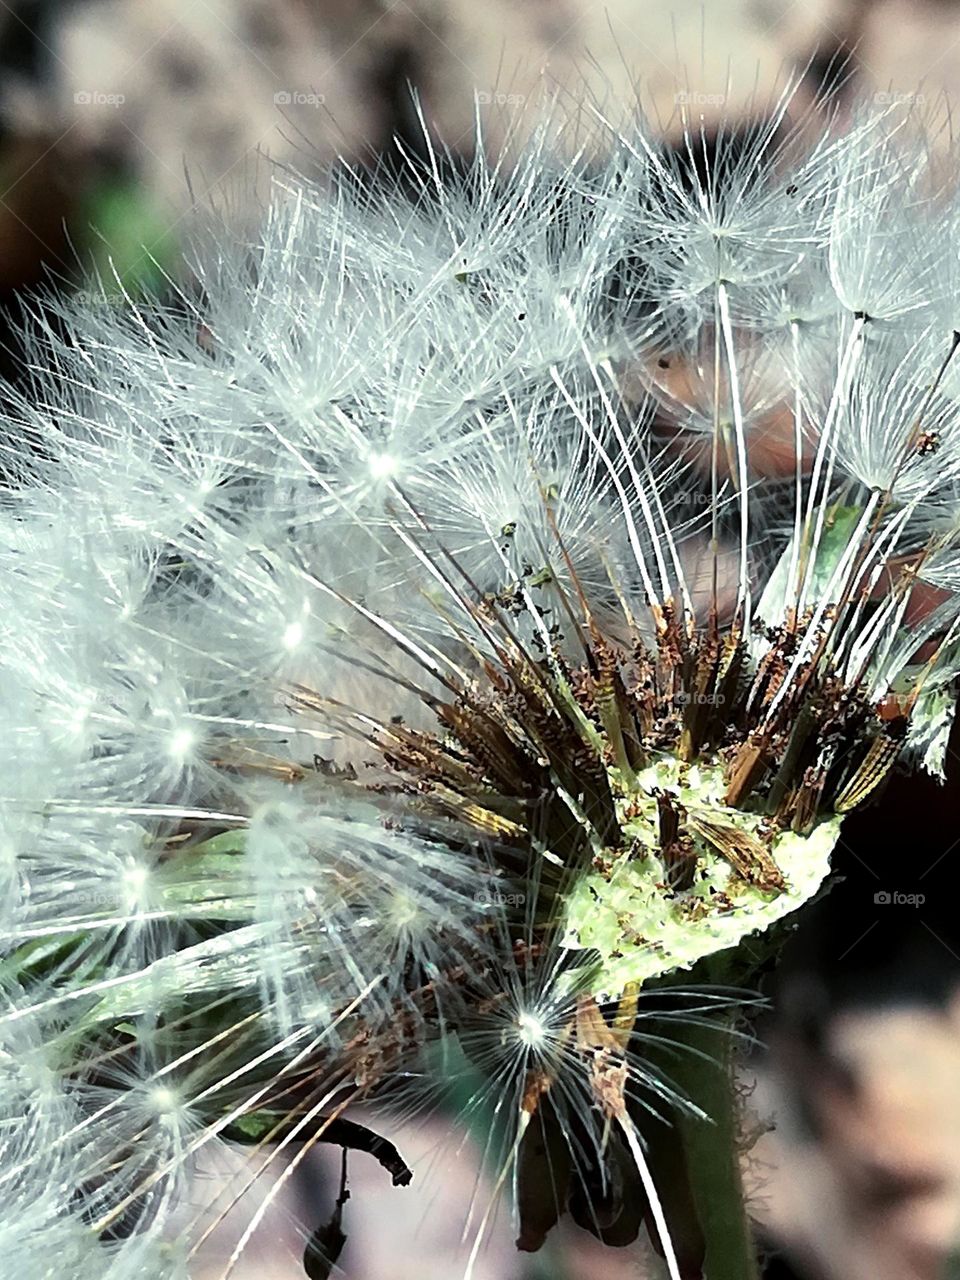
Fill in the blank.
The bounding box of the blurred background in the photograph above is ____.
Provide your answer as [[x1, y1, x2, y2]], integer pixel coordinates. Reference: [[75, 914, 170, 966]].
[[4, 2, 960, 1277]]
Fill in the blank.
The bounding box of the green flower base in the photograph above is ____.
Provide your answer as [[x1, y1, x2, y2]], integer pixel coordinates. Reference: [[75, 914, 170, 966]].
[[563, 757, 842, 999]]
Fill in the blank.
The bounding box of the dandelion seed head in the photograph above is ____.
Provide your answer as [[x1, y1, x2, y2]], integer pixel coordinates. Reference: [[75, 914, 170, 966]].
[[6, 85, 960, 1275]]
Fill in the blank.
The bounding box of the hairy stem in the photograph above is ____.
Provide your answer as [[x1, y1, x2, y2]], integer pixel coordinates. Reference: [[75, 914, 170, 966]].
[[673, 1012, 759, 1280]]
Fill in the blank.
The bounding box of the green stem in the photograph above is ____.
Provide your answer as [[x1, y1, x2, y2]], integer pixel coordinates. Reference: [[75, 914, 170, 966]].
[[672, 1014, 759, 1280]]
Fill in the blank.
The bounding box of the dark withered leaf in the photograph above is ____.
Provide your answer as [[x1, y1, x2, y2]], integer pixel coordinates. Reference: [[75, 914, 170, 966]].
[[303, 1150, 349, 1280], [568, 1128, 645, 1246], [515, 1097, 573, 1252], [226, 1113, 413, 1186], [321, 1117, 413, 1187], [303, 1214, 347, 1280]]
